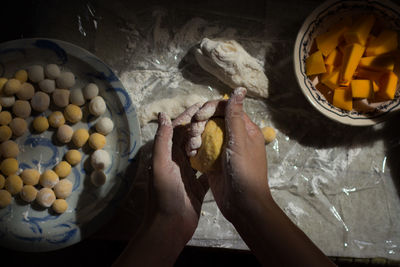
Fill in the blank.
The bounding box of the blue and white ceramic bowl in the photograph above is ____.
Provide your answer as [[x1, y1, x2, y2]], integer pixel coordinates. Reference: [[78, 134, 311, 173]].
[[0, 39, 141, 251], [294, 0, 400, 126]]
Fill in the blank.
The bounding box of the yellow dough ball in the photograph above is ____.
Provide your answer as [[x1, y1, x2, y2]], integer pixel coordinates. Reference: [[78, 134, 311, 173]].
[[261, 126, 276, 143], [20, 169, 40, 185], [72, 128, 89, 148], [16, 82, 35, 100], [53, 179, 72, 199], [12, 100, 31, 118], [10, 117, 27, 137], [0, 111, 12, 125], [88, 133, 106, 150], [0, 174, 4, 189], [65, 149, 82, 165], [15, 69, 28, 83], [64, 104, 82, 123], [33, 116, 49, 133], [36, 188, 56, 208], [190, 118, 225, 173], [48, 111, 65, 128], [3, 78, 21, 96], [40, 170, 59, 188], [20, 185, 38, 202], [54, 161, 71, 178], [52, 199, 68, 214], [5, 174, 23, 195], [0, 158, 18, 176], [0, 189, 11, 208], [0, 125, 12, 142], [0, 78, 8, 92], [0, 140, 19, 158]]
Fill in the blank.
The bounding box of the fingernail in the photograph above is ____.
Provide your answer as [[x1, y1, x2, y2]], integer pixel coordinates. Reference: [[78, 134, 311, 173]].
[[232, 87, 246, 103]]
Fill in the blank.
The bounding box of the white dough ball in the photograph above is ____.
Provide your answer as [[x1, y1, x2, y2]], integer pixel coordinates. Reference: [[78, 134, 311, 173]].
[[52, 89, 70, 108], [89, 96, 106, 116], [0, 96, 15, 108], [17, 82, 35, 100], [53, 179, 73, 199], [56, 71, 75, 88], [38, 79, 56, 93], [31, 91, 50, 112], [96, 117, 114, 135], [57, 124, 73, 143], [91, 149, 111, 170], [90, 170, 106, 187], [83, 83, 99, 100], [70, 88, 85, 106], [28, 65, 44, 83], [44, 64, 60, 79], [36, 188, 56, 208]]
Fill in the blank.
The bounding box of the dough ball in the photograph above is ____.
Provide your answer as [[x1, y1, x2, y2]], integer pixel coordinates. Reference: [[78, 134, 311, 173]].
[[0, 189, 11, 208], [52, 199, 68, 214], [0, 78, 8, 92], [10, 117, 27, 137], [0, 158, 18, 176], [190, 118, 225, 173], [3, 78, 21, 96], [16, 82, 35, 100], [0, 96, 15, 108], [5, 174, 23, 195], [14, 69, 28, 83], [70, 88, 85, 106], [65, 149, 82, 165], [56, 71, 75, 88], [72, 128, 89, 148], [52, 89, 70, 108], [44, 64, 60, 79], [0, 174, 4, 189], [20, 185, 38, 202], [33, 116, 49, 133], [64, 104, 82, 123], [57, 124, 73, 143], [12, 100, 31, 118], [21, 169, 40, 186], [91, 149, 111, 170], [40, 170, 59, 188], [88, 133, 106, 150], [54, 161, 71, 178], [0, 140, 19, 158], [83, 83, 99, 100], [31, 91, 50, 112], [48, 111, 65, 128], [0, 125, 12, 142], [90, 170, 106, 187], [0, 111, 12, 125], [36, 188, 56, 208], [89, 96, 106, 116], [53, 179, 72, 199], [96, 117, 114, 135], [38, 79, 56, 93], [261, 126, 276, 143], [28, 65, 44, 83]]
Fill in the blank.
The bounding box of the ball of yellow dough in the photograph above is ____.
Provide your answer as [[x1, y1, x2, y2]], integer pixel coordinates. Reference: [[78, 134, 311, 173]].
[[57, 124, 73, 143], [65, 149, 82, 165], [261, 126, 276, 143], [0, 174, 4, 189], [0, 111, 12, 125], [36, 187, 56, 208], [0, 158, 18, 176], [10, 117, 27, 137], [190, 118, 225, 173], [48, 111, 65, 128], [20, 185, 38, 202], [52, 199, 68, 214], [64, 104, 82, 124], [0, 125, 12, 142], [16, 82, 35, 100], [12, 100, 31, 118], [3, 78, 21, 96], [20, 169, 40, 185], [54, 161, 71, 178], [72, 128, 89, 148], [0, 77, 8, 92], [5, 174, 23, 195], [40, 170, 59, 188], [53, 179, 72, 199], [88, 133, 106, 150], [33, 116, 49, 133], [15, 69, 28, 83], [0, 140, 19, 158], [0, 189, 12, 208]]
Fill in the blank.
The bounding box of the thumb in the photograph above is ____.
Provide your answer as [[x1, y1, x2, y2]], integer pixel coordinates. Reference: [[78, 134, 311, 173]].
[[153, 112, 173, 167], [225, 87, 247, 149]]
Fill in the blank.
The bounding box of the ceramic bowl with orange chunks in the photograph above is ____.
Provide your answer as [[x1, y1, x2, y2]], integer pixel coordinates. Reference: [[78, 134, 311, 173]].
[[294, 0, 400, 126]]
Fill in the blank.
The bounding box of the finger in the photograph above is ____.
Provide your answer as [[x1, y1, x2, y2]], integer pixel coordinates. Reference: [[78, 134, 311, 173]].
[[225, 87, 247, 148], [185, 135, 202, 156], [188, 120, 207, 137], [195, 100, 227, 121], [242, 113, 263, 139], [172, 102, 202, 128], [153, 112, 173, 166]]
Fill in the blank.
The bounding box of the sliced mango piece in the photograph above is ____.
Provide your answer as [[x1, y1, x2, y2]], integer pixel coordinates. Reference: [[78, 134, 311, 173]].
[[378, 71, 398, 99], [340, 43, 365, 84], [306, 50, 326, 76], [321, 70, 340, 90], [351, 79, 374, 99], [344, 15, 375, 45], [365, 29, 398, 56], [325, 49, 342, 67], [316, 17, 351, 57], [359, 55, 395, 71], [333, 88, 353, 111]]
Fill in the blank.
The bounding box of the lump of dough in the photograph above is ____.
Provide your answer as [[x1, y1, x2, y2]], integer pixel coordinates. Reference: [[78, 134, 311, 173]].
[[54, 161, 71, 178], [52, 89, 70, 108], [5, 174, 23, 195], [91, 149, 111, 170], [0, 140, 19, 158], [20, 169, 40, 185], [0, 95, 15, 108], [12, 100, 31, 118], [261, 126, 276, 143], [14, 69, 28, 83], [36, 187, 56, 208], [48, 111, 65, 128], [64, 104, 82, 123], [53, 179, 72, 199], [1, 158, 18, 176], [0, 174, 4, 189], [0, 125, 12, 142], [10, 117, 27, 137], [28, 65, 45, 83], [190, 118, 225, 173], [0, 189, 11, 208], [40, 170, 59, 188], [65, 149, 82, 165], [88, 133, 106, 149], [20, 185, 38, 202], [70, 88, 85, 106], [0, 111, 12, 125], [72, 128, 89, 148], [3, 78, 21, 95], [89, 96, 106, 116], [90, 170, 106, 187], [39, 79, 56, 93], [52, 199, 68, 214], [56, 71, 75, 88], [96, 117, 114, 135], [83, 83, 99, 100], [44, 64, 60, 79], [0, 78, 7, 91], [17, 82, 35, 100], [195, 38, 269, 99], [57, 124, 73, 143], [33, 116, 49, 132], [31, 91, 50, 112]]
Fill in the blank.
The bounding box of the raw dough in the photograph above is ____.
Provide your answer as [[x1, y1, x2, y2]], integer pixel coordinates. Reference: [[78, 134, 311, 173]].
[[10, 117, 27, 136], [89, 96, 106, 116], [44, 64, 60, 79], [40, 170, 59, 188], [70, 88, 85, 106], [17, 82, 35, 100], [56, 71, 75, 88], [36, 188, 56, 208], [91, 149, 111, 170], [38, 79, 56, 93], [48, 111, 65, 128], [12, 100, 31, 118], [0, 126, 12, 142], [72, 128, 89, 148], [20, 169, 40, 186], [52, 89, 70, 108], [53, 179, 72, 199], [64, 104, 82, 123], [14, 69, 28, 83], [83, 83, 99, 100], [28, 65, 44, 83], [0, 158, 18, 176], [3, 79, 21, 96], [195, 38, 269, 99], [65, 149, 82, 165], [0, 189, 11, 208], [261, 126, 276, 143], [54, 161, 71, 178], [0, 96, 15, 108], [0, 175, 4, 189], [89, 133, 106, 150], [0, 140, 19, 158], [31, 91, 50, 112], [57, 124, 73, 143], [20, 185, 38, 202], [52, 199, 68, 213], [0, 111, 12, 125], [5, 175, 23, 195], [96, 117, 114, 135], [33, 116, 49, 132]]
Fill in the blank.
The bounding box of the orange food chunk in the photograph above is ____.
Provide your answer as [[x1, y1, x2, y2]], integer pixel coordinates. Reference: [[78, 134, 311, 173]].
[[344, 15, 375, 45], [359, 55, 395, 71], [378, 71, 398, 100], [316, 17, 351, 57], [333, 88, 353, 111], [306, 50, 326, 76], [321, 70, 340, 90], [325, 49, 342, 66], [366, 29, 398, 56], [350, 80, 374, 99], [340, 43, 365, 84]]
